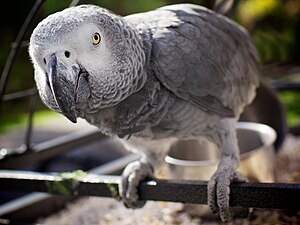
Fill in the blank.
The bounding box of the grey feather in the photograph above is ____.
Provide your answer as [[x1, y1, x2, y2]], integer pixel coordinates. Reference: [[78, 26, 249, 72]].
[[125, 4, 259, 117]]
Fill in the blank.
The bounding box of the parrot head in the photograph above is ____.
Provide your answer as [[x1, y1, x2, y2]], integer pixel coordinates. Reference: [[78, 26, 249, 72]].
[[29, 5, 146, 123]]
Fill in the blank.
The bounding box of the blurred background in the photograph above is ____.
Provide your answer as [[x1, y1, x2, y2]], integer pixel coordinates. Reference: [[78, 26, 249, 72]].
[[0, 0, 300, 134], [0, 1, 300, 223]]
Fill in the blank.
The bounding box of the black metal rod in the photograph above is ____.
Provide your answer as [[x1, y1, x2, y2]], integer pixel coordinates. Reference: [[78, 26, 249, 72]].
[[0, 154, 139, 217], [24, 92, 38, 151], [272, 82, 300, 91], [0, 0, 45, 105], [2, 88, 37, 101], [0, 170, 299, 209], [69, 0, 82, 7]]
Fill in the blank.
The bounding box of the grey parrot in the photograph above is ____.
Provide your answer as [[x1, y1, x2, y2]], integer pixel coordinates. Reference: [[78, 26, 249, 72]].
[[29, 4, 260, 222]]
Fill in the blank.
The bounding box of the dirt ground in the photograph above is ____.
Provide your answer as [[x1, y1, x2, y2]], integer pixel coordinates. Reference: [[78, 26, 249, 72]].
[[37, 134, 300, 225]]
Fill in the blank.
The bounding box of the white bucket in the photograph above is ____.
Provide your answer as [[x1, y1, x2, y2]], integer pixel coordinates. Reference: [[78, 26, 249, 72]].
[[165, 122, 277, 217]]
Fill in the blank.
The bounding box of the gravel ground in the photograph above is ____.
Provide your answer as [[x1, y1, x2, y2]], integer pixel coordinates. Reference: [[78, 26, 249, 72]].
[[37, 134, 300, 225]]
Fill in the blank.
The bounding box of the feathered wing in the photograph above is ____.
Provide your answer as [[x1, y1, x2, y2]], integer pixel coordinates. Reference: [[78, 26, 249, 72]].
[[147, 4, 260, 117]]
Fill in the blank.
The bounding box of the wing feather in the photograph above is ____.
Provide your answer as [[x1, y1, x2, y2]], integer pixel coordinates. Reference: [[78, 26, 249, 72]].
[[125, 4, 260, 117], [149, 4, 260, 117]]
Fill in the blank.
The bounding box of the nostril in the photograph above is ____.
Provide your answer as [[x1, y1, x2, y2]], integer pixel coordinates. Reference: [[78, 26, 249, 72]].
[[64, 51, 70, 58], [43, 58, 46, 65]]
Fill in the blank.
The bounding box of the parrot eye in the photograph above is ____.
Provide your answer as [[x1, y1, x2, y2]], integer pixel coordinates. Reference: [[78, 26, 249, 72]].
[[92, 33, 101, 45]]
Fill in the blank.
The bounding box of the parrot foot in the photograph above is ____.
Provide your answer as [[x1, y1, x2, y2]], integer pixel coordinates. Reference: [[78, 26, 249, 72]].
[[208, 163, 249, 222], [119, 159, 154, 209]]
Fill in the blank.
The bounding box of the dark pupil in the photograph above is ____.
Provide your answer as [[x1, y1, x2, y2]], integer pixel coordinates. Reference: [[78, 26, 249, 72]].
[[94, 35, 98, 40]]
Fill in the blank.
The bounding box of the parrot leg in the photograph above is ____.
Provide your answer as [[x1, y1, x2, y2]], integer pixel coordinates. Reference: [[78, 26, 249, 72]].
[[120, 157, 153, 208], [207, 119, 249, 222], [119, 137, 175, 209], [207, 155, 248, 222]]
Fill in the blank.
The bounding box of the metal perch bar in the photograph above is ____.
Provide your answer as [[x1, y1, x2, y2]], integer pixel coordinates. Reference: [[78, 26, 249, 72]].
[[0, 170, 299, 209]]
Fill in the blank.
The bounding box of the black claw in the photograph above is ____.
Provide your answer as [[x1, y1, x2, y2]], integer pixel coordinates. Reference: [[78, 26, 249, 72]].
[[123, 199, 146, 209], [212, 208, 219, 215]]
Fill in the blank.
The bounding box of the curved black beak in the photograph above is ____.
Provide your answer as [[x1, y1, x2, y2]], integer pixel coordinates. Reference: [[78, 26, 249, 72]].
[[48, 54, 77, 123]]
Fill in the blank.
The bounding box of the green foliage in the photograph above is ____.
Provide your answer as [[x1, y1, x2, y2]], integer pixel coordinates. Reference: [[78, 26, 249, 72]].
[[42, 1, 71, 15], [107, 182, 121, 201], [0, 109, 28, 133], [237, 0, 300, 64], [279, 91, 300, 126], [0, 108, 58, 134], [252, 27, 296, 63], [41, 0, 167, 16], [87, 0, 167, 15]]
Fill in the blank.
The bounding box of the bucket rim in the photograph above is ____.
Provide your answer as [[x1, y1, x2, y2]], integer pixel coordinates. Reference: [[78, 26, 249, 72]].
[[165, 122, 277, 167]]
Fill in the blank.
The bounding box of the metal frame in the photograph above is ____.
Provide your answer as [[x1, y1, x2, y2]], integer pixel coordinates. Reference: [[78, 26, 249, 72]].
[[0, 129, 106, 169], [0, 170, 300, 209], [0, 154, 139, 218]]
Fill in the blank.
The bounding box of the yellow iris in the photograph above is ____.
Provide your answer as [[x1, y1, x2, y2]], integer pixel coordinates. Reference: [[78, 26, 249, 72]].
[[93, 33, 101, 45]]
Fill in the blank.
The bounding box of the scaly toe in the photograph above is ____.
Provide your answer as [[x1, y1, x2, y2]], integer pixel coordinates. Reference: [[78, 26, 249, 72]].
[[216, 177, 232, 222], [232, 171, 248, 183], [208, 169, 234, 222], [120, 159, 153, 209], [207, 176, 218, 214]]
